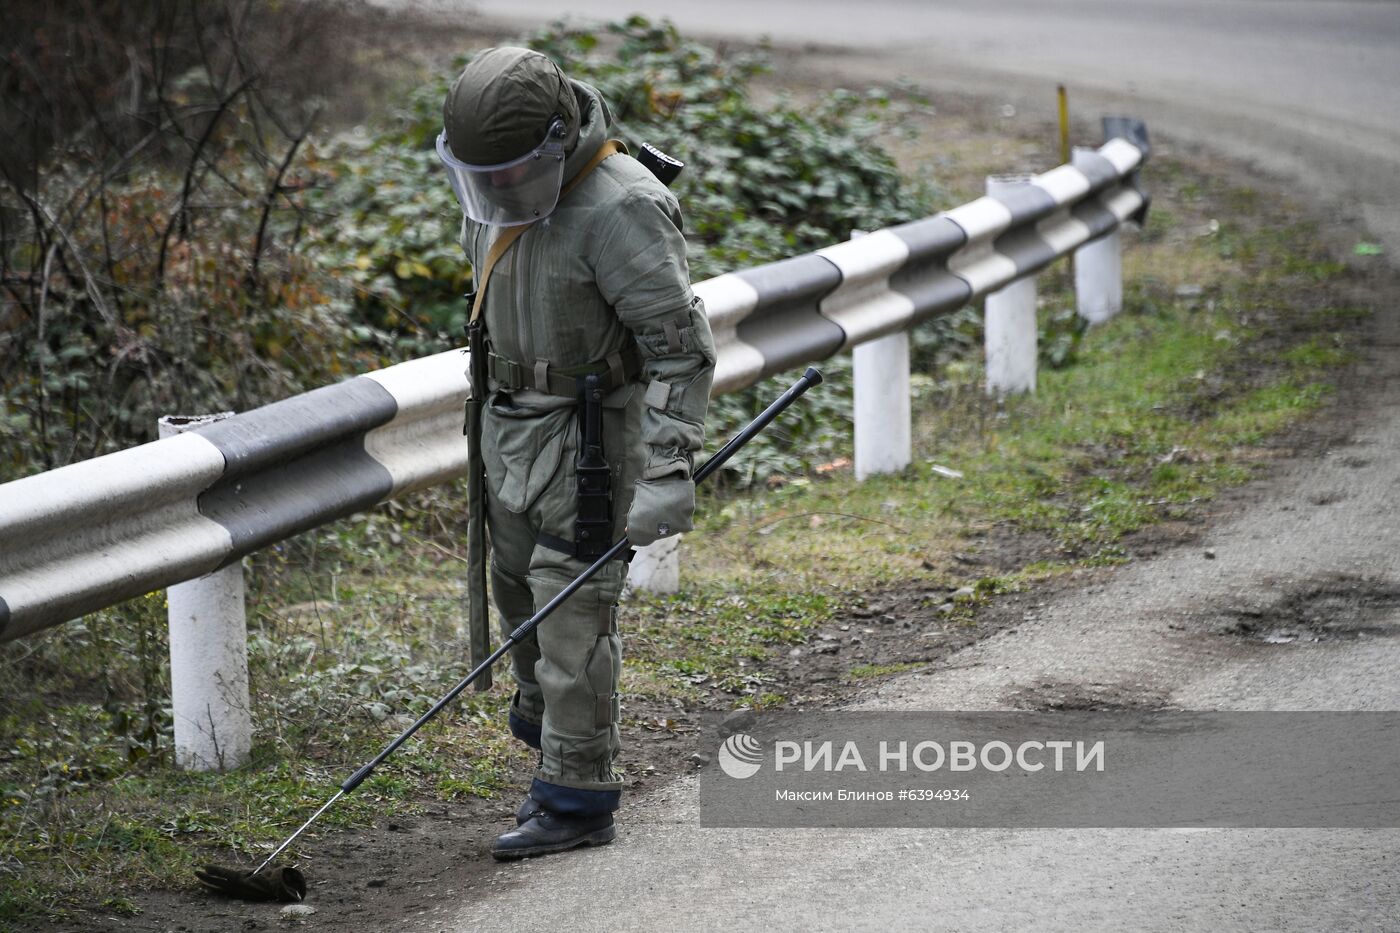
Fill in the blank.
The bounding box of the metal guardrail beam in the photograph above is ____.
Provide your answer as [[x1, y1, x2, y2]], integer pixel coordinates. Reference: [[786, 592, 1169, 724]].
[[0, 120, 1149, 642], [0, 349, 472, 641], [703, 133, 1146, 393]]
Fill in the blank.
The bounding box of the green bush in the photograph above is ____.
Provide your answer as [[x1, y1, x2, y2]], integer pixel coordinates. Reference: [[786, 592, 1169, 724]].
[[0, 0, 375, 479]]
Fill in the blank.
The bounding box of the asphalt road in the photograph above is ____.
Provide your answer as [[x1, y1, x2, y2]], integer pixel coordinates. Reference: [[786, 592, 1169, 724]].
[[396, 2, 1400, 929]]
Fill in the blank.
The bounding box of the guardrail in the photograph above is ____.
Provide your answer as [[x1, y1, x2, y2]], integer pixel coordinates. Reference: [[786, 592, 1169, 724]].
[[0, 117, 1149, 769], [703, 122, 1147, 394]]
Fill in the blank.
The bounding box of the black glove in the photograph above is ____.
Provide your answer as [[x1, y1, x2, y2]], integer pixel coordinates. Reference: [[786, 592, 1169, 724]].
[[195, 864, 307, 903]]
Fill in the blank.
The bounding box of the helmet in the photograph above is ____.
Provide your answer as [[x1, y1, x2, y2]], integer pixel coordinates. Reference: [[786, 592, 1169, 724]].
[[438, 47, 581, 227]]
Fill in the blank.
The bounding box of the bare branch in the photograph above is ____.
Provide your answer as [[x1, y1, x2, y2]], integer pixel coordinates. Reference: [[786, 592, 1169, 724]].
[[34, 243, 58, 469], [155, 70, 258, 289], [248, 117, 314, 287], [28, 193, 120, 334]]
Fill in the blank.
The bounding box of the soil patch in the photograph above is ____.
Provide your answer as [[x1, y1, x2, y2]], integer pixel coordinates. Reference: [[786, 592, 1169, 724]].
[[1214, 573, 1400, 645], [1003, 679, 1173, 712]]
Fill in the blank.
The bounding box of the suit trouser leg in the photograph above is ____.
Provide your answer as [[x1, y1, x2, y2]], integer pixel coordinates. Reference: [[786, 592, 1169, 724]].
[[487, 475, 626, 815]]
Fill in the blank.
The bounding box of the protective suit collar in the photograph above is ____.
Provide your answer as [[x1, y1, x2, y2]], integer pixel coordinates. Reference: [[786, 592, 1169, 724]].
[[561, 80, 612, 190]]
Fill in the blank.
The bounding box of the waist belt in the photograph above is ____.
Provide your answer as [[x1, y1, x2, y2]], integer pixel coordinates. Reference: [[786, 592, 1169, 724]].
[[487, 343, 641, 398]]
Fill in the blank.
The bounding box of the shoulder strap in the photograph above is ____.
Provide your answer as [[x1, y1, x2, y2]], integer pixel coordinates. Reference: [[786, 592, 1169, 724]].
[[468, 139, 627, 325], [563, 138, 629, 200]]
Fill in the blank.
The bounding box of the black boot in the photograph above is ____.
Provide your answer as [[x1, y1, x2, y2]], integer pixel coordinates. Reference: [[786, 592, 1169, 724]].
[[515, 753, 546, 825], [492, 811, 616, 861], [515, 788, 544, 825]]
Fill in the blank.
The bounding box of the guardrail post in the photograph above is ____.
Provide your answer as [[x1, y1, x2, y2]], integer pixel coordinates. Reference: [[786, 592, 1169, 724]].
[[1072, 147, 1123, 324], [626, 535, 681, 594], [850, 227, 912, 479], [158, 413, 251, 772], [983, 174, 1038, 396], [849, 226, 912, 479]]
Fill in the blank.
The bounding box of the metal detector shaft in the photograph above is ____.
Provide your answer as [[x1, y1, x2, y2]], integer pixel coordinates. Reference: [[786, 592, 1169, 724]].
[[251, 366, 823, 874], [694, 367, 823, 485], [252, 790, 344, 876]]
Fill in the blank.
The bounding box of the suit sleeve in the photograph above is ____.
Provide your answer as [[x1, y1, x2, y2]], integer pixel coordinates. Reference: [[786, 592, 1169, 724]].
[[594, 184, 716, 482]]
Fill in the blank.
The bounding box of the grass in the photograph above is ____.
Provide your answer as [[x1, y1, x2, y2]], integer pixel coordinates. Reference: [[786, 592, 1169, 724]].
[[627, 587, 839, 702], [683, 205, 1359, 597], [847, 662, 929, 681], [0, 141, 1375, 926]]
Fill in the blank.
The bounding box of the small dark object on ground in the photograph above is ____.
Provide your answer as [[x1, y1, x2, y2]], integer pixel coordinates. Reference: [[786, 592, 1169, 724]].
[[195, 865, 308, 903]]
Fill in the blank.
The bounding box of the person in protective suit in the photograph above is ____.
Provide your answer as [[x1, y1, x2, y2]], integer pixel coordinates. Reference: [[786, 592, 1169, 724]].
[[438, 47, 716, 859]]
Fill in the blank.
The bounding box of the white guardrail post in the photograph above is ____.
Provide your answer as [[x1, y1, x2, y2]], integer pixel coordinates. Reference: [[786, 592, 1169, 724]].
[[626, 535, 681, 594], [854, 331, 913, 478], [983, 174, 1039, 396], [1072, 147, 1125, 324], [158, 413, 252, 772], [849, 230, 913, 480]]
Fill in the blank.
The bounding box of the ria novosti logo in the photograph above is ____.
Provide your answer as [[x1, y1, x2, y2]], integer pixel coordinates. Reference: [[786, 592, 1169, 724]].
[[718, 733, 764, 779], [716, 732, 1107, 779]]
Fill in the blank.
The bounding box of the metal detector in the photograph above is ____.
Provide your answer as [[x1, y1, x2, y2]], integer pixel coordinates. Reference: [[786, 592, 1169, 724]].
[[196, 367, 823, 901]]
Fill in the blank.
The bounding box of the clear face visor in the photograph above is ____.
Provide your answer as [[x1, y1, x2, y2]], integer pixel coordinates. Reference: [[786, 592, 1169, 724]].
[[436, 124, 567, 227]]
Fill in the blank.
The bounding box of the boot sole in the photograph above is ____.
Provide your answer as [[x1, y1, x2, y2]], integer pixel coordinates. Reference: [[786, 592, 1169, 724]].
[[491, 824, 616, 861]]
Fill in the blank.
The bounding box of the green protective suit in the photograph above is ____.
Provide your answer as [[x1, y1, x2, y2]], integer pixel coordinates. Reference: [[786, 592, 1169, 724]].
[[458, 77, 716, 814]]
